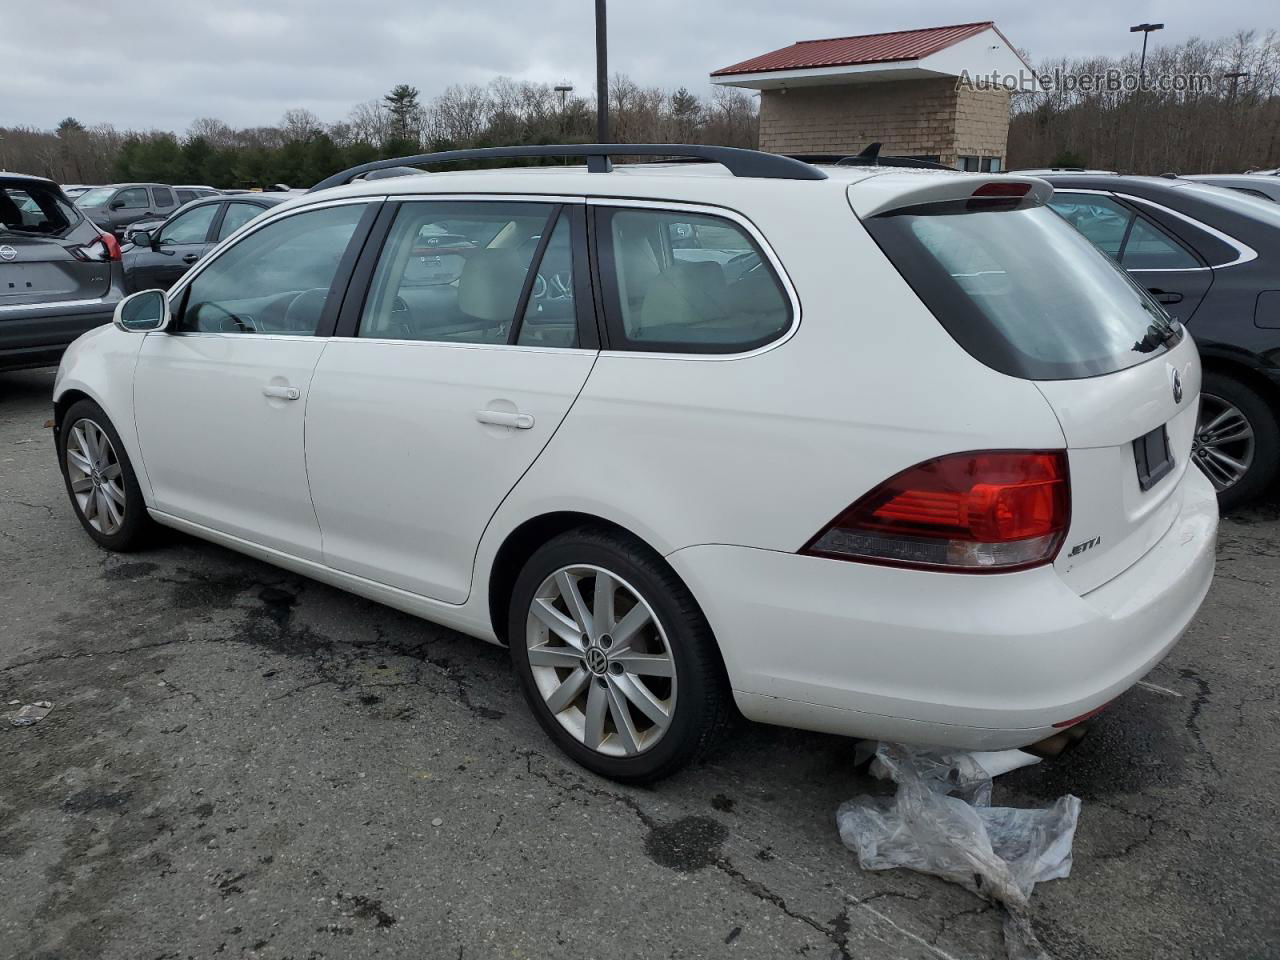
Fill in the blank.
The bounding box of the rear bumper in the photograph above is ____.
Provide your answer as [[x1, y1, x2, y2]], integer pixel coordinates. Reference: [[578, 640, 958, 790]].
[[667, 466, 1218, 750], [0, 299, 118, 369]]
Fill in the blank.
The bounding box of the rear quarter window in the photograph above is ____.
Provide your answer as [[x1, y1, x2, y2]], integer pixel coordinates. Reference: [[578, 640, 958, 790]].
[[595, 207, 792, 354]]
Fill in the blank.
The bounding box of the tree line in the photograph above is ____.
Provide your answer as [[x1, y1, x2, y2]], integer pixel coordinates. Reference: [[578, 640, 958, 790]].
[[1008, 30, 1280, 172], [0, 76, 758, 189]]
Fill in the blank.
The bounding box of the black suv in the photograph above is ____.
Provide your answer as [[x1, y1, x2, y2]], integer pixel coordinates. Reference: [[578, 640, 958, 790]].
[[1, 174, 126, 371], [1041, 173, 1280, 507], [122, 192, 290, 292], [74, 183, 181, 238]]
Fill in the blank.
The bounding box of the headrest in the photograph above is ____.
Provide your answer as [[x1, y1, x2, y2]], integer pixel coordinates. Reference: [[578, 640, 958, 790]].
[[458, 249, 528, 324]]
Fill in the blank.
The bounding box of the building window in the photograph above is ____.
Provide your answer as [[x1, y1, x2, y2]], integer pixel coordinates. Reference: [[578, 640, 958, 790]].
[[956, 157, 1003, 173]]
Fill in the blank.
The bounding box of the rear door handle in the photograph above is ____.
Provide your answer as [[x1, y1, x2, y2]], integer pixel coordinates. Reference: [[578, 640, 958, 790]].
[[1147, 288, 1184, 305], [475, 409, 534, 429], [182, 253, 200, 264], [263, 384, 300, 400]]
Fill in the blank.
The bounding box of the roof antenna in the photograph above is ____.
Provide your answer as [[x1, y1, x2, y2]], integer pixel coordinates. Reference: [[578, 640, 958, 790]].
[[858, 142, 883, 161]]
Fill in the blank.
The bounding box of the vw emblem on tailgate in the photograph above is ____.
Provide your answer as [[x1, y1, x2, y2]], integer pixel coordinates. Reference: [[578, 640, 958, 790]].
[[0, 245, 17, 262], [1172, 369, 1183, 405]]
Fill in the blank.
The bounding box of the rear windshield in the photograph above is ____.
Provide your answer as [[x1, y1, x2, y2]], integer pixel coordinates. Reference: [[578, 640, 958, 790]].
[[864, 199, 1181, 380], [1, 183, 81, 237]]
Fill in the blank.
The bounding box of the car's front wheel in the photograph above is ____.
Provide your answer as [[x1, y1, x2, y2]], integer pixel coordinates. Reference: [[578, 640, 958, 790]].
[[508, 528, 732, 783], [58, 399, 154, 550], [1194, 372, 1279, 511]]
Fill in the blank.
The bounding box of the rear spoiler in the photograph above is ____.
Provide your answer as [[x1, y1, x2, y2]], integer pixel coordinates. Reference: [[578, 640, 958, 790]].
[[847, 174, 1054, 218]]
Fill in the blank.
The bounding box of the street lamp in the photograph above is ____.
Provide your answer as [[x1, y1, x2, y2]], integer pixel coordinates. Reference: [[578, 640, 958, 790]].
[[1224, 71, 1250, 99], [1127, 22, 1164, 173]]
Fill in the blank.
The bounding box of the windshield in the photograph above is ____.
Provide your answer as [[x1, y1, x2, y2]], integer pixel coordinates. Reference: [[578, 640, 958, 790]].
[[75, 187, 117, 207], [864, 199, 1180, 380], [1, 183, 81, 236]]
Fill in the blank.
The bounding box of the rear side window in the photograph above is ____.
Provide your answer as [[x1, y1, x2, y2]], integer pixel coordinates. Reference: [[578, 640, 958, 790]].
[[218, 201, 263, 240], [596, 207, 792, 353], [0, 184, 80, 236], [1047, 194, 1199, 270], [865, 199, 1181, 380], [358, 200, 557, 345]]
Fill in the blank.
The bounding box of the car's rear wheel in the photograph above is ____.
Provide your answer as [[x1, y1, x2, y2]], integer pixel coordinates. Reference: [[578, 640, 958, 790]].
[[508, 528, 732, 783], [1195, 372, 1279, 511], [59, 399, 154, 550]]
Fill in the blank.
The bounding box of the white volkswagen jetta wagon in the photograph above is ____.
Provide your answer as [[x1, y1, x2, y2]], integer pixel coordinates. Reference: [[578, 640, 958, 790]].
[[53, 145, 1217, 782]]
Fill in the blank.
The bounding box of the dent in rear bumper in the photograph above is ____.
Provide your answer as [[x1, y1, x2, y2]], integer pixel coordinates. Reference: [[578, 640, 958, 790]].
[[667, 468, 1217, 746]]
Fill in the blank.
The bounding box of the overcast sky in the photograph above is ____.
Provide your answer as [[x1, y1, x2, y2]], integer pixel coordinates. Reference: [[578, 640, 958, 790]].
[[6, 0, 1270, 132]]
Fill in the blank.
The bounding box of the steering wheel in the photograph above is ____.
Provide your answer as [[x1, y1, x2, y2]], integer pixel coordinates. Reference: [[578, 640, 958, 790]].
[[727, 250, 763, 277], [193, 301, 254, 333], [282, 288, 329, 332], [532, 271, 573, 301]]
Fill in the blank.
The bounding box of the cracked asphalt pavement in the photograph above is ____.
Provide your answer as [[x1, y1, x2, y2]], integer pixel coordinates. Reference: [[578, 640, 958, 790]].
[[2, 366, 1278, 960]]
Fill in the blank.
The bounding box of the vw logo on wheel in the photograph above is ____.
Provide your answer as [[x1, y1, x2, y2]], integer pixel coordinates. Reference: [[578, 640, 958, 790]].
[[584, 646, 609, 676], [1172, 369, 1183, 405], [0, 245, 17, 262]]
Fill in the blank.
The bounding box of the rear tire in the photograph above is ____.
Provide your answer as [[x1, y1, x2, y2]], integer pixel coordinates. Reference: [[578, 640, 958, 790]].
[[508, 527, 733, 783], [1195, 372, 1279, 512], [58, 399, 155, 551]]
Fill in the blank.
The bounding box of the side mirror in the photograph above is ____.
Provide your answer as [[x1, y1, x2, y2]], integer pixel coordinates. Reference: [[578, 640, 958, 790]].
[[113, 289, 171, 333], [130, 229, 154, 248], [109, 199, 126, 210]]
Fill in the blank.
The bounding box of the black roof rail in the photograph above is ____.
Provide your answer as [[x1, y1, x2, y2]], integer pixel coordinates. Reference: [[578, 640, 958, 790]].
[[784, 142, 952, 172], [310, 143, 827, 192]]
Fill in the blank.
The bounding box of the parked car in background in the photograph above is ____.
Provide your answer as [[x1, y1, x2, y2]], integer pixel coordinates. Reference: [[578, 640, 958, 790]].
[[53, 145, 1216, 782], [74, 183, 180, 238], [123, 193, 289, 292], [1, 173, 124, 370], [1041, 173, 1280, 507], [1183, 174, 1280, 203], [174, 184, 222, 206], [62, 185, 97, 201]]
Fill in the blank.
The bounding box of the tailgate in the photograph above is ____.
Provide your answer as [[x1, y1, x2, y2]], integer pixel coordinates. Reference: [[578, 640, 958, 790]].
[[1038, 334, 1202, 594], [0, 236, 110, 306]]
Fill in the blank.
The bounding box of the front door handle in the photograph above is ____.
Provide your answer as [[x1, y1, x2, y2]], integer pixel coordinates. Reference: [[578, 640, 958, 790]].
[[1148, 288, 1184, 305], [182, 253, 200, 264], [263, 384, 300, 401], [475, 409, 534, 429]]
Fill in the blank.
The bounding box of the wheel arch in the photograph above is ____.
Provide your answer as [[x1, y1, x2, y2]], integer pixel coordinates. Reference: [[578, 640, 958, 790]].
[[485, 511, 719, 660], [1198, 352, 1280, 411]]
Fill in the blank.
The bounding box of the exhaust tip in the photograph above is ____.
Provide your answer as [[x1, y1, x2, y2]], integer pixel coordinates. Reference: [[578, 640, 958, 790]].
[[1024, 723, 1090, 759]]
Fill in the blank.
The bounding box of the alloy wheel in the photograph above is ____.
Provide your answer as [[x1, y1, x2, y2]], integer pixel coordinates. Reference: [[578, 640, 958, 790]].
[[65, 418, 127, 535], [525, 564, 677, 757], [1194, 393, 1255, 492]]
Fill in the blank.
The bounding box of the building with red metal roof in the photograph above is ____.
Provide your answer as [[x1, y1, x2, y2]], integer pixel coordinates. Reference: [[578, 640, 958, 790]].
[[711, 22, 1030, 170]]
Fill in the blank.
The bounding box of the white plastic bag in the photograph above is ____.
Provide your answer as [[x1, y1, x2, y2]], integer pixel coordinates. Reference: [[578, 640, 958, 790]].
[[837, 742, 1080, 960]]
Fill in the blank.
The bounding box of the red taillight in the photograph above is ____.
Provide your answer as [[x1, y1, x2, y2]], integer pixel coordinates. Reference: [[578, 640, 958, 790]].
[[98, 229, 122, 262], [971, 181, 1031, 198], [801, 451, 1070, 572]]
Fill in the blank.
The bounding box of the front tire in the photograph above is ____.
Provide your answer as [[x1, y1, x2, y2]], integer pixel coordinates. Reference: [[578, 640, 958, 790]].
[[1195, 372, 1279, 511], [508, 528, 733, 783], [58, 399, 154, 551]]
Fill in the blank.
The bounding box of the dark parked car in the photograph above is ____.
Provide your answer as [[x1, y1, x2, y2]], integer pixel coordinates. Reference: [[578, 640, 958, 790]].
[[122, 193, 289, 292], [1, 174, 125, 370], [74, 183, 180, 237], [1183, 174, 1280, 203], [174, 184, 221, 206], [1041, 173, 1280, 507]]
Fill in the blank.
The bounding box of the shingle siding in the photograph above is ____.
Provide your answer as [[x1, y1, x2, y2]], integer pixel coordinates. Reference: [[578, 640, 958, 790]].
[[758, 79, 1010, 168]]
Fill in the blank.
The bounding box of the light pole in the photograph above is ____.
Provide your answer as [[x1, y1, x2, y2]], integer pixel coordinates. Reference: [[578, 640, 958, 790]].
[[1127, 22, 1164, 172], [595, 0, 608, 144], [1224, 71, 1250, 100]]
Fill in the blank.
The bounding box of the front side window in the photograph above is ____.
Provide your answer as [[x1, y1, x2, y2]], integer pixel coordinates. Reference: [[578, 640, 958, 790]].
[[178, 203, 366, 335], [359, 200, 556, 345], [596, 207, 792, 353], [159, 203, 218, 245], [116, 188, 150, 208], [217, 201, 265, 240]]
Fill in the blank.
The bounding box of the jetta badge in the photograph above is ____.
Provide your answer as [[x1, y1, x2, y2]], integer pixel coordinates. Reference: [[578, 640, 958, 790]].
[[0, 245, 17, 262], [1172, 369, 1183, 405]]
